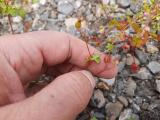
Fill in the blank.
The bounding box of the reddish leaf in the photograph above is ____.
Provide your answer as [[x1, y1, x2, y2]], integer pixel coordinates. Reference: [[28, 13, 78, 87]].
[[104, 55, 112, 63], [130, 63, 139, 73], [117, 20, 128, 30]]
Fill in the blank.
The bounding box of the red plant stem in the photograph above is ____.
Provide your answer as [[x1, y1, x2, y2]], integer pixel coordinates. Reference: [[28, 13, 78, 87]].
[[80, 31, 92, 57], [8, 15, 14, 34]]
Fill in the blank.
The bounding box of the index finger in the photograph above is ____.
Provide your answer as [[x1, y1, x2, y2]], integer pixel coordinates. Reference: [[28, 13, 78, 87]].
[[36, 31, 117, 78]]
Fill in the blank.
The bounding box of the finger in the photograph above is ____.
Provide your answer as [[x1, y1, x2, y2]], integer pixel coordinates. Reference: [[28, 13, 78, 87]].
[[37, 31, 117, 78], [0, 31, 117, 85], [0, 70, 95, 120]]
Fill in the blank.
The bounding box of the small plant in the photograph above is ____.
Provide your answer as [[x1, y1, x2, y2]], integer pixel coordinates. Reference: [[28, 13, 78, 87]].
[[0, 0, 26, 34], [90, 116, 97, 120], [75, 0, 160, 73]]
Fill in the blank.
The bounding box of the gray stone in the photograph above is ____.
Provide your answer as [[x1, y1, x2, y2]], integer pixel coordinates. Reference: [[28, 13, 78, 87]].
[[58, 14, 66, 21], [108, 93, 116, 102], [74, 0, 82, 9], [146, 44, 159, 54], [99, 77, 116, 86], [131, 67, 152, 80], [125, 78, 137, 97], [118, 57, 126, 72], [126, 54, 140, 66], [117, 0, 131, 8], [57, 1, 74, 15], [118, 96, 128, 107], [105, 102, 123, 119], [93, 89, 105, 108], [147, 61, 160, 74], [119, 109, 132, 120], [155, 80, 160, 93], [130, 0, 143, 13], [132, 103, 141, 113], [94, 112, 105, 119], [135, 49, 149, 64]]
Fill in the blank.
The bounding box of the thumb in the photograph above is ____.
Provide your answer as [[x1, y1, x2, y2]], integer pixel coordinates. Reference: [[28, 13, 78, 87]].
[[0, 70, 95, 120]]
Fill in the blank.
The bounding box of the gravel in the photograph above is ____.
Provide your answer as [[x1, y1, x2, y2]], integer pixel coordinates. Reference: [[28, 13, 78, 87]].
[[1, 0, 160, 119]]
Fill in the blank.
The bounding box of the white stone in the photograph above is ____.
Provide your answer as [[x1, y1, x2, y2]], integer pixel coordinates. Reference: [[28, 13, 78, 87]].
[[156, 80, 160, 93], [57, 1, 74, 15], [12, 16, 22, 23], [99, 77, 116, 86]]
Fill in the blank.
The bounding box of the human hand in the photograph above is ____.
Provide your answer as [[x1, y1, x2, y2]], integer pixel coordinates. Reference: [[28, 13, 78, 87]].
[[0, 31, 117, 120]]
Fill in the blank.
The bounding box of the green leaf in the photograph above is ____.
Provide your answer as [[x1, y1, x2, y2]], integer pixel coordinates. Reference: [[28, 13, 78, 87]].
[[90, 54, 101, 64], [105, 43, 114, 52], [32, 0, 39, 4], [91, 116, 97, 120]]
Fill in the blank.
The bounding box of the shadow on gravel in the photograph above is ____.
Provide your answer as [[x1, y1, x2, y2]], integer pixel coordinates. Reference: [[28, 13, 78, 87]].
[[140, 107, 160, 120]]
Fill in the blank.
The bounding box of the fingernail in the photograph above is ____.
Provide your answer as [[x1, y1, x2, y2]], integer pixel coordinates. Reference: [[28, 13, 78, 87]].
[[81, 70, 95, 89]]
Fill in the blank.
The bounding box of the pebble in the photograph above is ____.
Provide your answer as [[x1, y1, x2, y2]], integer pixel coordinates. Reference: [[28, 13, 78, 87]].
[[74, 0, 82, 9], [155, 80, 160, 93], [108, 93, 116, 102], [125, 78, 137, 97], [12, 16, 22, 23], [135, 49, 149, 64], [99, 77, 116, 86], [92, 89, 105, 108], [118, 57, 126, 72], [118, 96, 129, 107], [119, 109, 139, 120], [117, 0, 131, 8], [93, 112, 105, 119], [131, 67, 152, 80], [132, 103, 141, 113], [105, 102, 123, 119], [147, 61, 160, 74], [57, 1, 74, 15], [126, 54, 140, 66], [146, 44, 159, 54], [130, 1, 142, 13], [97, 82, 110, 90]]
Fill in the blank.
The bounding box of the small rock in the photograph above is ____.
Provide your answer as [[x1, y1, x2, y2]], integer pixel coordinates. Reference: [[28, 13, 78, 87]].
[[108, 93, 116, 102], [12, 16, 22, 23], [99, 77, 116, 86], [147, 61, 160, 74], [135, 49, 149, 64], [94, 112, 105, 119], [146, 44, 159, 54], [141, 102, 149, 110], [102, 0, 110, 4], [130, 1, 143, 13], [74, 0, 82, 9], [57, 1, 74, 15], [131, 67, 152, 80], [126, 54, 140, 66], [132, 103, 141, 113], [93, 89, 105, 108], [118, 57, 126, 72], [125, 78, 137, 97], [117, 0, 131, 8], [155, 80, 160, 93], [97, 82, 110, 90], [118, 96, 128, 107], [105, 102, 123, 119], [58, 14, 66, 21], [119, 109, 133, 120], [110, 0, 116, 5]]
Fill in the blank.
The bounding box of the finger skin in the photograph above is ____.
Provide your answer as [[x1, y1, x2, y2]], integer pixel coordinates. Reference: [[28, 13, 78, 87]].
[[0, 71, 95, 120], [0, 31, 117, 85]]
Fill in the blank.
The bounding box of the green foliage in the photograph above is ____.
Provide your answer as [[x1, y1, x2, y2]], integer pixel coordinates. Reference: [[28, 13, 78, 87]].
[[89, 54, 101, 64], [0, 0, 26, 18], [90, 116, 97, 120], [105, 43, 114, 53]]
